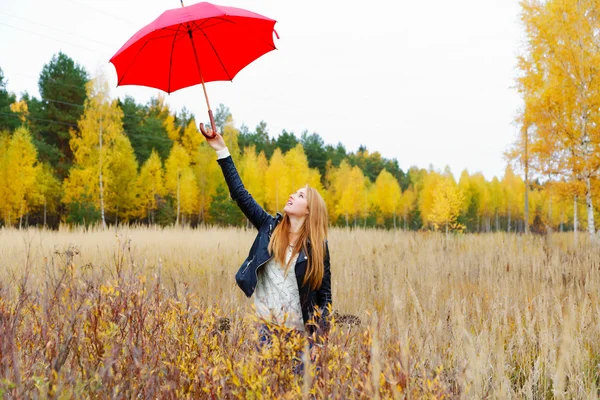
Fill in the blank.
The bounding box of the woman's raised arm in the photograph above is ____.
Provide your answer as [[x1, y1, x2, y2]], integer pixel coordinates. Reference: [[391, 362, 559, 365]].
[[203, 128, 270, 230]]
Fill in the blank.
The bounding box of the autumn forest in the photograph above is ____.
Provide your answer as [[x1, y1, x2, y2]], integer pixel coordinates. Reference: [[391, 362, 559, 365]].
[[1, 0, 600, 236]]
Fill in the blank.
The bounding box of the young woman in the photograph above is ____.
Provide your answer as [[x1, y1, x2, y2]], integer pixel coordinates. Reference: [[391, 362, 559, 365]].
[[202, 127, 332, 337]]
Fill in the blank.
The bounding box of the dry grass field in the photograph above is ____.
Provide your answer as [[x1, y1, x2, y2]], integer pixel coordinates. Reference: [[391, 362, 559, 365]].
[[0, 226, 599, 399]]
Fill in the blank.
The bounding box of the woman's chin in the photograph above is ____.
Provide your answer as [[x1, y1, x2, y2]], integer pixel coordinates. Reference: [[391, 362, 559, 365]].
[[283, 206, 298, 216]]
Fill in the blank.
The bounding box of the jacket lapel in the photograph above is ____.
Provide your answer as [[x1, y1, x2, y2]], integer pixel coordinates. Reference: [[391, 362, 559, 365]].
[[294, 248, 308, 286]]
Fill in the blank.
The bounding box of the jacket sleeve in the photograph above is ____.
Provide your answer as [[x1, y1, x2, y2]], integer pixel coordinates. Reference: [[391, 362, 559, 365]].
[[217, 155, 270, 230], [315, 241, 332, 334]]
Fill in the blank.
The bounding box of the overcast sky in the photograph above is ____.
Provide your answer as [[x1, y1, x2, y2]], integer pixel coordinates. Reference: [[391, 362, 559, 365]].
[[0, 0, 524, 180]]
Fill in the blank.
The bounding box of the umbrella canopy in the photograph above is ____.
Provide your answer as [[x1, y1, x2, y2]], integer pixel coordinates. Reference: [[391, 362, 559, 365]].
[[109, 1, 278, 136]]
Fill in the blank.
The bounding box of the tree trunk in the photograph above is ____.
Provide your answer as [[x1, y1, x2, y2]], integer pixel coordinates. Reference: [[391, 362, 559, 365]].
[[548, 195, 552, 231], [524, 126, 529, 234], [560, 209, 564, 232], [176, 171, 181, 227], [508, 208, 511, 233], [19, 200, 23, 230], [524, 184, 529, 235], [99, 120, 107, 230], [403, 205, 408, 231], [585, 175, 596, 237], [495, 210, 499, 232], [43, 198, 47, 228], [574, 195, 578, 247], [393, 210, 396, 230]]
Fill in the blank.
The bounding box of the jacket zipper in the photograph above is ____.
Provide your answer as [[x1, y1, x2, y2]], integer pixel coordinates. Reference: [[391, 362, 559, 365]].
[[253, 255, 273, 284], [242, 222, 274, 276], [241, 258, 253, 274]]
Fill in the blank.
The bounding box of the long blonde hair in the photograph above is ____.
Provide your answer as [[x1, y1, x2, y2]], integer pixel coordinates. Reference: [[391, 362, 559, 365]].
[[268, 185, 328, 290]]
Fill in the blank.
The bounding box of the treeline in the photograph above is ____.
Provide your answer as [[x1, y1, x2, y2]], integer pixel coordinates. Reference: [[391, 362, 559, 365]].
[[1, 52, 598, 232]]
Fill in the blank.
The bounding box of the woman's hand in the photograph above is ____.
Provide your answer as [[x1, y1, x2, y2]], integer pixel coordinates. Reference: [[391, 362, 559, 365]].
[[200, 123, 226, 151]]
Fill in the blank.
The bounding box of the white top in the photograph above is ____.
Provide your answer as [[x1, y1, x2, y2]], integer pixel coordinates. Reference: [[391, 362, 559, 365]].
[[254, 247, 304, 331]]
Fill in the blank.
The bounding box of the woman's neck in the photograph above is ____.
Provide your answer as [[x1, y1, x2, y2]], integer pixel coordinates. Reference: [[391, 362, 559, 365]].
[[288, 215, 305, 236]]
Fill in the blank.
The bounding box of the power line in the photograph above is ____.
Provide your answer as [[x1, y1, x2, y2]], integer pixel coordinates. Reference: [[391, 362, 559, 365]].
[[0, 112, 78, 128], [40, 97, 163, 120], [8, 72, 90, 91], [0, 10, 114, 48], [0, 21, 106, 54], [65, 0, 140, 26]]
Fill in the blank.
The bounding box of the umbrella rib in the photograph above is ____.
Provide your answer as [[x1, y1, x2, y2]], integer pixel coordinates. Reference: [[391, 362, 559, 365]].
[[117, 41, 150, 86], [168, 24, 183, 94], [192, 17, 235, 31], [159, 27, 181, 33], [193, 24, 233, 81]]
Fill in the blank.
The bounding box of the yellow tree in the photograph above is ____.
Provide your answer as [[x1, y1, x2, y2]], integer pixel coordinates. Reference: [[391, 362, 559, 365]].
[[489, 177, 505, 231], [458, 170, 473, 220], [419, 170, 442, 228], [180, 119, 202, 161], [472, 173, 492, 232], [307, 168, 324, 193], [338, 165, 368, 227], [554, 180, 586, 240], [539, 181, 562, 231], [0, 131, 10, 224], [194, 141, 222, 223], [327, 160, 347, 225], [2, 127, 40, 227], [63, 75, 126, 229], [137, 150, 165, 224], [518, 0, 600, 238], [265, 148, 289, 213], [178, 167, 199, 224], [284, 144, 311, 192], [239, 146, 267, 226], [164, 113, 181, 142], [428, 177, 465, 234], [222, 115, 241, 161], [10, 99, 28, 123], [30, 163, 62, 227], [502, 165, 525, 232], [165, 142, 196, 226], [106, 134, 139, 223], [399, 186, 416, 230], [373, 169, 402, 228], [192, 114, 241, 223]]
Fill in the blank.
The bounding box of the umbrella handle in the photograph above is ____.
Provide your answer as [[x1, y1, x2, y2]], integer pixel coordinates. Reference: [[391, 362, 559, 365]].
[[199, 110, 217, 139]]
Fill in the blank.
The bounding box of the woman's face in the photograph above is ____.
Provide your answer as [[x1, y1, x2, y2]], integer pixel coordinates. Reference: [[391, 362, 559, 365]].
[[284, 187, 308, 217]]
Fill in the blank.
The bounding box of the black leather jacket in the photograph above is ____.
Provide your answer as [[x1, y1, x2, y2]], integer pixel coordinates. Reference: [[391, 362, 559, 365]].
[[217, 155, 332, 334]]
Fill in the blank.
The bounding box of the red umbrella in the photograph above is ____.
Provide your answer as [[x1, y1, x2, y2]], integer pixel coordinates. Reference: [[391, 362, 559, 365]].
[[109, 1, 278, 138]]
